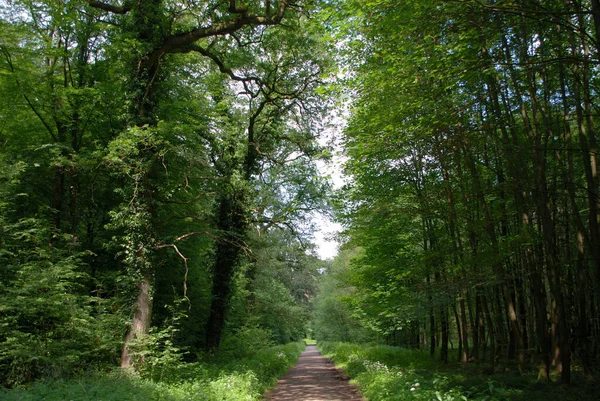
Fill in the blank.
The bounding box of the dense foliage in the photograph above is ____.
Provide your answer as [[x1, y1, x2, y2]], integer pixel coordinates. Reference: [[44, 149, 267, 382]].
[[0, 0, 330, 387], [327, 0, 600, 385], [1, 342, 305, 400], [319, 342, 598, 401], [312, 249, 371, 343], [4, 0, 600, 398]]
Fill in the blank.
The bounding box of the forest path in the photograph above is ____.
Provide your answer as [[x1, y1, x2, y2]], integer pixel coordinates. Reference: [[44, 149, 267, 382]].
[[264, 344, 365, 401]]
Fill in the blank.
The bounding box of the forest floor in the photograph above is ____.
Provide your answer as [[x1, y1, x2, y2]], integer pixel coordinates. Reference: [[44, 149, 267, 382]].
[[264, 344, 365, 401], [318, 342, 600, 401]]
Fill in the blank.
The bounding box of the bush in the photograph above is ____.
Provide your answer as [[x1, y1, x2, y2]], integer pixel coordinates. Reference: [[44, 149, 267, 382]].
[[318, 342, 515, 401], [124, 324, 185, 381], [0, 342, 305, 401], [219, 325, 274, 360], [0, 219, 123, 387]]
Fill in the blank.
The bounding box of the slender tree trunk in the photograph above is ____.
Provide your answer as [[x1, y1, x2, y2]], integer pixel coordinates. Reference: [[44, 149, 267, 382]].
[[516, 280, 529, 354], [464, 148, 525, 368], [415, 321, 420, 349], [568, 1, 600, 305], [459, 296, 470, 363], [577, 247, 592, 375], [469, 290, 479, 361], [453, 303, 463, 362], [522, 26, 571, 382], [590, 0, 600, 59], [482, 293, 496, 363], [476, 292, 486, 360], [52, 166, 65, 230], [494, 286, 507, 358], [428, 274, 436, 357], [440, 161, 470, 362], [440, 305, 449, 363]]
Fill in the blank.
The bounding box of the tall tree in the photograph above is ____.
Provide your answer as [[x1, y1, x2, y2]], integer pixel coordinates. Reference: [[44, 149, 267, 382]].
[[335, 0, 600, 384]]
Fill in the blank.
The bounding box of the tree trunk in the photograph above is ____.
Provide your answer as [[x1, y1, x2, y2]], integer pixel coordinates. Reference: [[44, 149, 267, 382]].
[[440, 304, 449, 363], [52, 166, 65, 230], [482, 293, 496, 363], [516, 276, 529, 355], [118, 3, 165, 363], [476, 292, 486, 361], [459, 296, 470, 363], [521, 24, 571, 381], [469, 290, 479, 361], [121, 278, 153, 369], [494, 286, 507, 358], [453, 303, 463, 362], [574, 9, 600, 299], [205, 193, 246, 350], [463, 147, 525, 367], [428, 274, 436, 357]]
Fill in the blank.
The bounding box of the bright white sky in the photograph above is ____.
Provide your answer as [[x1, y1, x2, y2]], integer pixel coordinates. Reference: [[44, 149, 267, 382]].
[[314, 217, 343, 260], [313, 110, 348, 260]]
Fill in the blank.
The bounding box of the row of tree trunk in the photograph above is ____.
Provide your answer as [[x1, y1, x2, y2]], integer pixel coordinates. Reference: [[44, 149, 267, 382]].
[[357, 1, 600, 385]]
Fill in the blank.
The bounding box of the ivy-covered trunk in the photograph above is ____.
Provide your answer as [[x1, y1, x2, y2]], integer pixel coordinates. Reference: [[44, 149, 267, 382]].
[[114, 146, 161, 369], [205, 193, 247, 350], [203, 99, 261, 350], [116, 0, 168, 368]]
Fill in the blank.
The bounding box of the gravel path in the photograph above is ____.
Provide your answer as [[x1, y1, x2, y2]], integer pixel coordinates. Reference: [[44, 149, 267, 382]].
[[264, 344, 365, 401]]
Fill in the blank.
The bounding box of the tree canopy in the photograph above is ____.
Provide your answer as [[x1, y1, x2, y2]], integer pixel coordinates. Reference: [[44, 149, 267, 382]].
[[0, 0, 332, 384], [2, 0, 600, 393], [321, 0, 600, 385]]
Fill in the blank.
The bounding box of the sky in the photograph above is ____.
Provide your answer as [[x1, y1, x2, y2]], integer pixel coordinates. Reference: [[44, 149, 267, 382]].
[[314, 217, 343, 260], [313, 110, 348, 260]]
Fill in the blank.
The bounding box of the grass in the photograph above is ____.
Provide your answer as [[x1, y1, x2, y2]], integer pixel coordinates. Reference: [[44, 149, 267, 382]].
[[0, 342, 305, 401], [318, 342, 599, 401]]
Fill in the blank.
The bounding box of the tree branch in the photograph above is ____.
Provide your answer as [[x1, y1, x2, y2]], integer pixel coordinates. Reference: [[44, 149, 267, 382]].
[[1, 47, 57, 142], [229, 0, 248, 14], [87, 0, 132, 14], [186, 44, 263, 86], [464, 0, 591, 17], [156, 243, 191, 308], [144, 0, 289, 68]]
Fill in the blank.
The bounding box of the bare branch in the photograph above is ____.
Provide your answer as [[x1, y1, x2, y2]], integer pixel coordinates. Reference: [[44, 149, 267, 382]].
[[173, 231, 212, 242], [156, 243, 191, 309]]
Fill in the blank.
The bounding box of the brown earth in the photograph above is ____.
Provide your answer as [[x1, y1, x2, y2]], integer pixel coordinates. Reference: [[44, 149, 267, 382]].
[[264, 344, 366, 401]]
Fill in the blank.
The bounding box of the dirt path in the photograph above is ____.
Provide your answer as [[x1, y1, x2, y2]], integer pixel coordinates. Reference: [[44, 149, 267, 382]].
[[264, 344, 365, 401]]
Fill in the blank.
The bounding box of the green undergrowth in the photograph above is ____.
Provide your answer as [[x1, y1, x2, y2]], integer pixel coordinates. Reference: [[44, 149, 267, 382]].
[[0, 342, 304, 401], [318, 342, 599, 401]]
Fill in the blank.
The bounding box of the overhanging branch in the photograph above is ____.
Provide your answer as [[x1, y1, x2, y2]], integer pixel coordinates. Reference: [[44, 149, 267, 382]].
[[87, 0, 132, 14], [186, 44, 263, 91], [144, 0, 289, 68]]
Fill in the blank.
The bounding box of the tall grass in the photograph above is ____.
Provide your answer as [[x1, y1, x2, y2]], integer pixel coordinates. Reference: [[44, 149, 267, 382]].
[[318, 342, 598, 401], [0, 342, 304, 401]]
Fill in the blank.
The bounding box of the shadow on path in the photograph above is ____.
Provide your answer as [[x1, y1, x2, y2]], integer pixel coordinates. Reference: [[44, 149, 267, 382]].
[[264, 344, 365, 401]]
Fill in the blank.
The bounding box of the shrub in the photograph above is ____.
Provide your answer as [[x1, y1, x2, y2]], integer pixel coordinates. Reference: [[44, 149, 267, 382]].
[[0, 219, 123, 387], [219, 325, 274, 360], [1, 342, 305, 401], [318, 342, 515, 401]]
